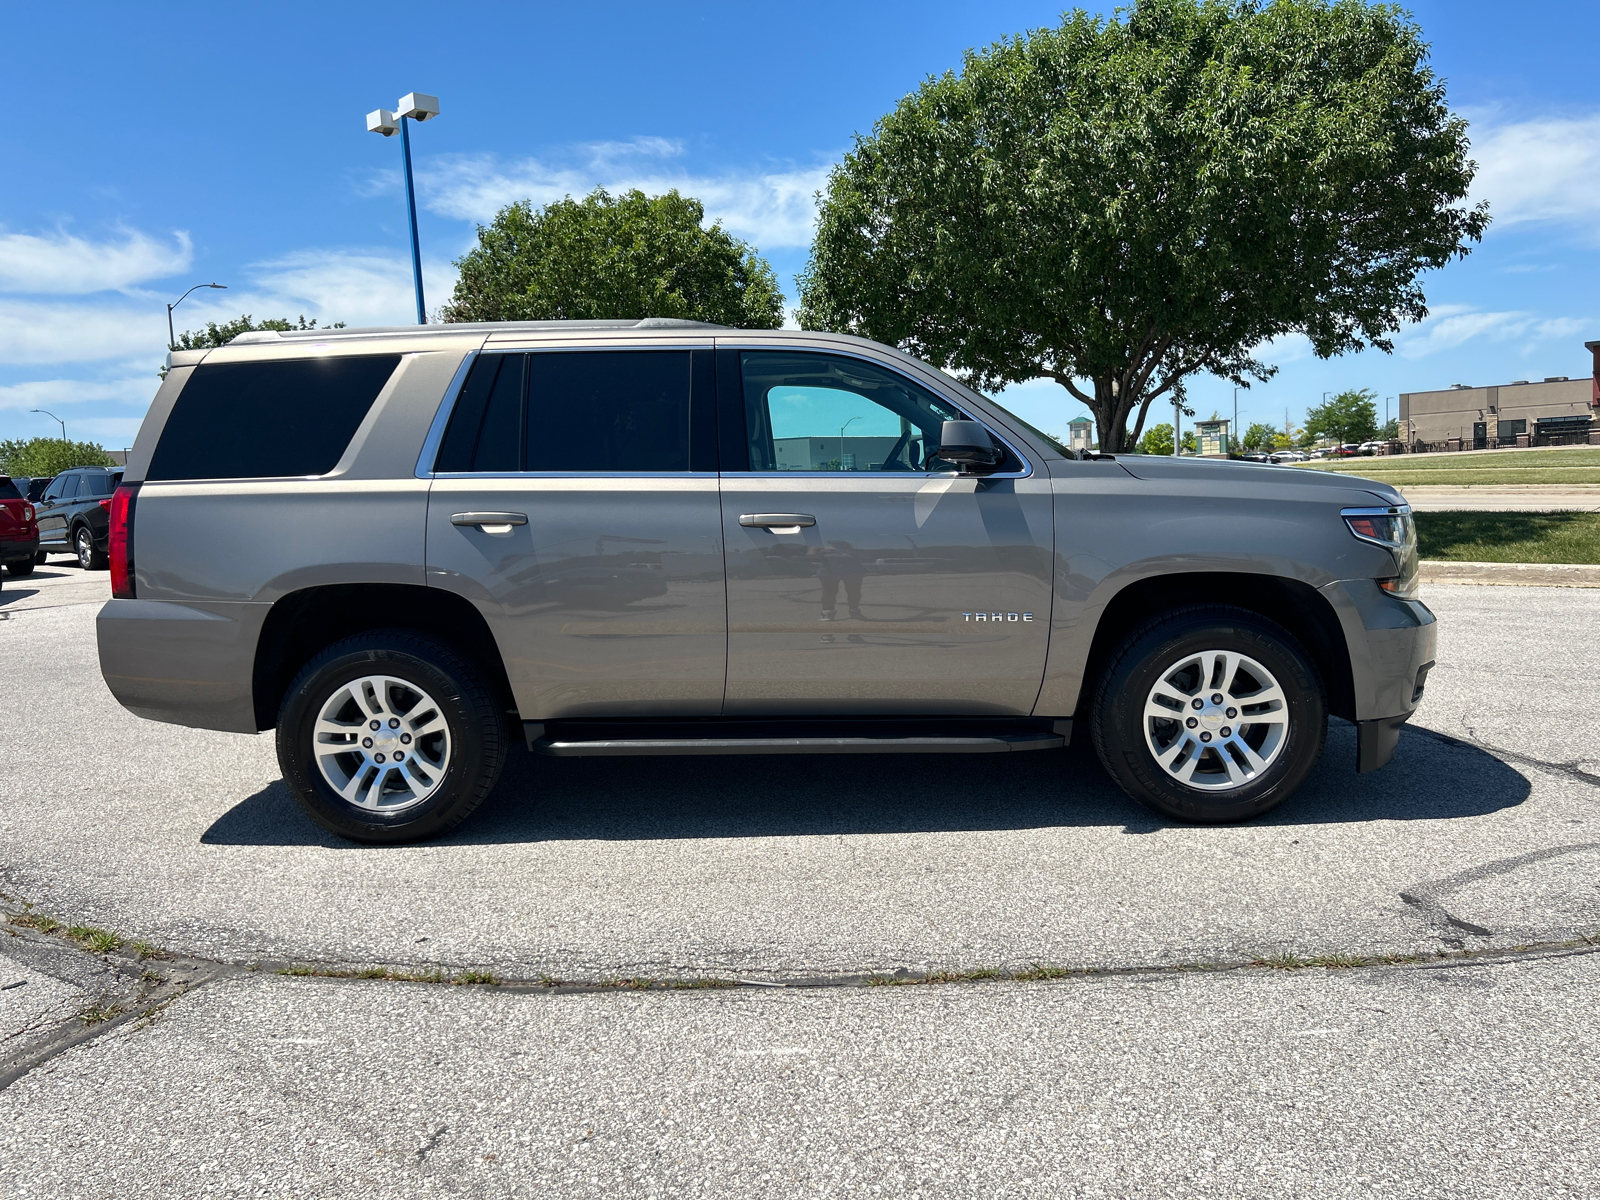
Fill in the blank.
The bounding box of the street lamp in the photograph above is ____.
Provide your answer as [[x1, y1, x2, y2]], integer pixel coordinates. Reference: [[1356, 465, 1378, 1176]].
[[30, 408, 66, 444], [167, 282, 227, 350], [367, 92, 440, 325], [838, 415, 861, 470], [1171, 396, 1181, 457]]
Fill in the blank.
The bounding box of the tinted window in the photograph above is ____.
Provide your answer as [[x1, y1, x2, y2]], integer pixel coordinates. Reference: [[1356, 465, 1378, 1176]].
[[0, 479, 19, 501], [435, 354, 525, 473], [740, 351, 966, 473], [56, 475, 81, 500], [77, 469, 113, 496], [147, 355, 401, 480], [528, 351, 690, 472]]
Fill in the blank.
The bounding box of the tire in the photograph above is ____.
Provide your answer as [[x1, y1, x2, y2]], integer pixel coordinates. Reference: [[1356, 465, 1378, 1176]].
[[35, 551, 49, 566], [5, 558, 33, 577], [276, 631, 507, 844], [75, 526, 108, 571], [1091, 605, 1326, 823]]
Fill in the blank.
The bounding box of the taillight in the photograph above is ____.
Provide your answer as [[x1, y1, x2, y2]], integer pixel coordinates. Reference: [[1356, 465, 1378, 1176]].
[[99, 499, 111, 514], [109, 482, 140, 599], [24, 503, 33, 524]]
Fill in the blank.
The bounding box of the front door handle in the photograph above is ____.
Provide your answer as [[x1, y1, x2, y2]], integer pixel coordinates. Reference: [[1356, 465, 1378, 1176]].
[[739, 513, 816, 529], [451, 511, 528, 532]]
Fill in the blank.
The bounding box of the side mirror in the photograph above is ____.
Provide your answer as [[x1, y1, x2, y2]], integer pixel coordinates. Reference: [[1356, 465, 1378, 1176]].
[[936, 420, 1002, 474]]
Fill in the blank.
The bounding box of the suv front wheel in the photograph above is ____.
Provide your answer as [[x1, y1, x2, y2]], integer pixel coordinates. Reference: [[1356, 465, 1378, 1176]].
[[1091, 605, 1326, 823], [276, 631, 507, 844]]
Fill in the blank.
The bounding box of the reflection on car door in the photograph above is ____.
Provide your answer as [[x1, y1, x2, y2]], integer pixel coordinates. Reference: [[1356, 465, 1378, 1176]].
[[718, 347, 1054, 716], [425, 347, 726, 719], [35, 473, 77, 550]]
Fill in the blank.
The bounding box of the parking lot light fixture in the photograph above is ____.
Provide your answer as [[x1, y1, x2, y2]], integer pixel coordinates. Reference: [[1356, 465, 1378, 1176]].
[[367, 92, 439, 325], [166, 282, 227, 351], [30, 408, 66, 443]]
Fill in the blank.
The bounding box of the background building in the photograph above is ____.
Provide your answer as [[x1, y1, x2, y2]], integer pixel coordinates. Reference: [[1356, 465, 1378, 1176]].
[[1067, 416, 1094, 452], [1399, 337, 1599, 446]]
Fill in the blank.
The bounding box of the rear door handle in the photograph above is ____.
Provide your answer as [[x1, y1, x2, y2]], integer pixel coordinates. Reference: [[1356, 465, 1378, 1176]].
[[451, 511, 528, 531], [739, 513, 816, 529]]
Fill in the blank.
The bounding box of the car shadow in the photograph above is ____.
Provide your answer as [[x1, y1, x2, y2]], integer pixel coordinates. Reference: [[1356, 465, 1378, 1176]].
[[200, 721, 1531, 849]]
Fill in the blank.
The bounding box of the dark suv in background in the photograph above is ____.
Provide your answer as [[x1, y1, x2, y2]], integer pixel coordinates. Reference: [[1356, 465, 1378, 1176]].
[[36, 466, 122, 570]]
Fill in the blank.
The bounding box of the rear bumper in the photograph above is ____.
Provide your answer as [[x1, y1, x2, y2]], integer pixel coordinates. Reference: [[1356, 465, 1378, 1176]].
[[1318, 578, 1437, 773], [1, 534, 37, 561], [97, 598, 268, 734]]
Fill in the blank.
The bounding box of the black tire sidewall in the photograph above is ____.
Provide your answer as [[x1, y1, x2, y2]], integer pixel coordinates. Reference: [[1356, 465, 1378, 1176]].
[[276, 635, 502, 843], [1095, 610, 1325, 823]]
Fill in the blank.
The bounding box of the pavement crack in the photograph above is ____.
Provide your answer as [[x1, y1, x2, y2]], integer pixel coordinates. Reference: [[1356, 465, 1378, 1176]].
[[1399, 843, 1600, 941], [1454, 720, 1600, 790]]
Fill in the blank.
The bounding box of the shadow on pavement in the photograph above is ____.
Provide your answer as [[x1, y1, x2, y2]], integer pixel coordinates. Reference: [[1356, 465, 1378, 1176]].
[[201, 721, 1530, 848]]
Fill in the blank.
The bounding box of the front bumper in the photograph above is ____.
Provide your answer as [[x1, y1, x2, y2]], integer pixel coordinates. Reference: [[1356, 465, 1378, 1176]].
[[1318, 578, 1437, 773]]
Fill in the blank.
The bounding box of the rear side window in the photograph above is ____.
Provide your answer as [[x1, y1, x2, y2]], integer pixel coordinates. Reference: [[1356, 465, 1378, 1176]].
[[434, 350, 691, 473], [147, 355, 401, 480], [77, 469, 112, 496]]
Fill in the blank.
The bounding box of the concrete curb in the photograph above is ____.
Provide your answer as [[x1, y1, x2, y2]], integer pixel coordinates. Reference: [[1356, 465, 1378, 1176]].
[[1420, 560, 1600, 587]]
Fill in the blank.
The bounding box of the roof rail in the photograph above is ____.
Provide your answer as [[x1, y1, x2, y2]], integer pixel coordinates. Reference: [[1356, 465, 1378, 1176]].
[[227, 317, 732, 345]]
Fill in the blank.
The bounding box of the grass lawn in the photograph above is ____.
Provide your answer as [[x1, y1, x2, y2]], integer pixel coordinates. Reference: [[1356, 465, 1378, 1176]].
[[1297, 446, 1600, 487], [1415, 511, 1600, 564]]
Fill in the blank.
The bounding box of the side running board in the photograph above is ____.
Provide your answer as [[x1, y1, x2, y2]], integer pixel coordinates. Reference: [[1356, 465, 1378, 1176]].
[[523, 719, 1070, 757]]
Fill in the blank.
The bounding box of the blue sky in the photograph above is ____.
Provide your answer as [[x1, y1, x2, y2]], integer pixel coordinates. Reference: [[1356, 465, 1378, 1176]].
[[2, 0, 1597, 449]]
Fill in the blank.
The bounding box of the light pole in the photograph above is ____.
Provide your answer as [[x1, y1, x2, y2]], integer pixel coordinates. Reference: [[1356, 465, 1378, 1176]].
[[367, 93, 440, 325], [167, 282, 227, 350], [1232, 385, 1239, 456], [1172, 396, 1181, 456], [30, 408, 66, 444], [838, 415, 861, 470]]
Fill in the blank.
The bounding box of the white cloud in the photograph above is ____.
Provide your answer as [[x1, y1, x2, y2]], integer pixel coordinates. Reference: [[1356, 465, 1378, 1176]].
[[0, 298, 166, 365], [0, 373, 157, 413], [1469, 112, 1600, 229], [414, 148, 833, 250], [242, 249, 458, 328], [1396, 304, 1592, 359], [0, 228, 193, 294]]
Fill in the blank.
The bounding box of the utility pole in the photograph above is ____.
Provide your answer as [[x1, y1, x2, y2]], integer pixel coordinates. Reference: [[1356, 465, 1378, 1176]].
[[1232, 386, 1238, 456]]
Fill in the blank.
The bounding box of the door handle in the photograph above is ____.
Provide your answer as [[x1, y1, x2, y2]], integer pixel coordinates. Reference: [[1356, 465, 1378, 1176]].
[[451, 511, 528, 531], [739, 513, 816, 529]]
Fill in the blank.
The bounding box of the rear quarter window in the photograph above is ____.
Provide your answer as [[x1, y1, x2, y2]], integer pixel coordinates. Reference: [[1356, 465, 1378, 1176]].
[[147, 355, 401, 481], [0, 479, 20, 501]]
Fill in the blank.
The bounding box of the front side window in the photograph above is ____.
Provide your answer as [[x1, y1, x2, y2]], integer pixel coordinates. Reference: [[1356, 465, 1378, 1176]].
[[740, 351, 970, 473], [55, 475, 81, 501], [435, 350, 692, 473]]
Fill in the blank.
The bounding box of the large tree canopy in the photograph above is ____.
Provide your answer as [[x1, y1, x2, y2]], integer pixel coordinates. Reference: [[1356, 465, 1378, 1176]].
[[1303, 387, 1380, 445], [798, 0, 1487, 453], [443, 189, 785, 328]]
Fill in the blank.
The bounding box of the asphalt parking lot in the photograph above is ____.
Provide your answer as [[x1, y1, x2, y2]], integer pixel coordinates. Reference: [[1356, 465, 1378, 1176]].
[[1, 563, 1596, 1197]]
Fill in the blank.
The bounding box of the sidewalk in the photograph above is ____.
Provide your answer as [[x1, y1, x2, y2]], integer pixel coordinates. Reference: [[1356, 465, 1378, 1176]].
[[1419, 560, 1600, 587]]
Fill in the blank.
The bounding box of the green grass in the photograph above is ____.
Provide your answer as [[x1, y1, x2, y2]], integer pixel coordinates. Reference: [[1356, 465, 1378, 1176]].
[[1297, 446, 1600, 486], [1415, 512, 1600, 564]]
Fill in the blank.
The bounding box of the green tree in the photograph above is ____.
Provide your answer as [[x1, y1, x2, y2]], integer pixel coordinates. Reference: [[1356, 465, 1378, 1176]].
[[1241, 421, 1279, 451], [798, 0, 1487, 452], [443, 189, 785, 328], [1380, 417, 1399, 441], [1304, 389, 1380, 445], [0, 438, 116, 477], [1180, 430, 1197, 455], [172, 314, 341, 351], [1137, 423, 1175, 455]]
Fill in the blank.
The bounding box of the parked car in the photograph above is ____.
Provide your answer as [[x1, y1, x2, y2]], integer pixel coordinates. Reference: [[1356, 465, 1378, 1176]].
[[5, 476, 51, 503], [0, 476, 39, 577], [1357, 441, 1385, 456], [34, 466, 123, 569], [98, 320, 1434, 844]]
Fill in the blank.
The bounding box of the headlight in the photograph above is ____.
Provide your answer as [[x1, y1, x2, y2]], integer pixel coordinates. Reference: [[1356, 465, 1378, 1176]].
[[1342, 505, 1418, 598]]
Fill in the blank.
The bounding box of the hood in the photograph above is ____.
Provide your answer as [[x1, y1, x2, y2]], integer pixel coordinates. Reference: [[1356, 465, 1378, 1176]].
[[1112, 454, 1404, 507]]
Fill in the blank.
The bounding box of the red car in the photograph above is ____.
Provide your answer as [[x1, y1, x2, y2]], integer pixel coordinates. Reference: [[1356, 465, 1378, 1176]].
[[0, 475, 40, 580]]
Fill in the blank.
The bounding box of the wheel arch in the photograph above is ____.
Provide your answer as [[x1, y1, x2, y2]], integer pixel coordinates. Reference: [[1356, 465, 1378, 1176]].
[[1075, 572, 1356, 724], [252, 583, 516, 731]]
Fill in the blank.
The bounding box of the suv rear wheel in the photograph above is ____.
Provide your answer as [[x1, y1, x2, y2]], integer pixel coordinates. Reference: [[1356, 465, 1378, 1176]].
[[5, 558, 33, 576], [1091, 605, 1326, 823], [276, 631, 507, 844], [75, 526, 108, 571]]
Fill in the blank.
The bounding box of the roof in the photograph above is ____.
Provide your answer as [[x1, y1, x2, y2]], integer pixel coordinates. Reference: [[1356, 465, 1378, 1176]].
[[228, 317, 731, 345]]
